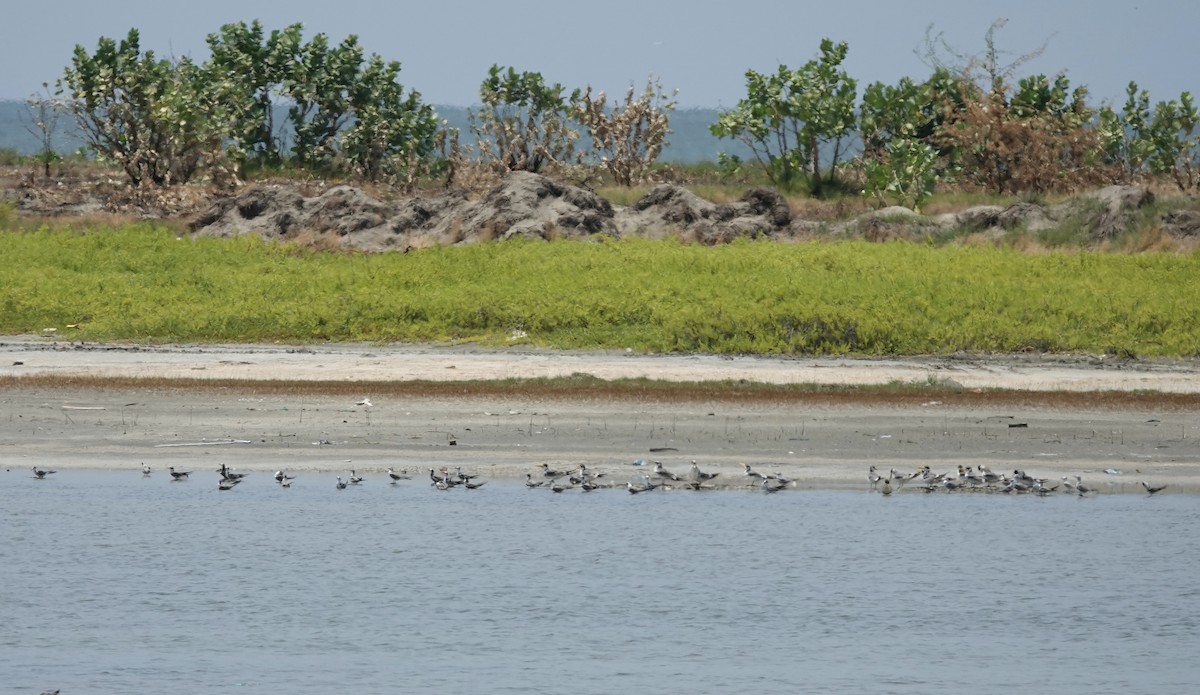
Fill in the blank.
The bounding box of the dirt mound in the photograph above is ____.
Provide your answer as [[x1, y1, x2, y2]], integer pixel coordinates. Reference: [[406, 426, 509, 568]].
[[16, 165, 1165, 250], [191, 172, 625, 249], [615, 185, 794, 241], [189, 173, 799, 249], [1161, 209, 1200, 237], [462, 171, 616, 241], [1087, 185, 1155, 240]]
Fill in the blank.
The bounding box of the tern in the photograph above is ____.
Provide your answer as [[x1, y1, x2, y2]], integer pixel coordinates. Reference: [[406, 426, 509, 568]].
[[761, 477, 788, 493], [688, 460, 719, 482], [218, 464, 246, 482], [169, 467, 191, 480], [653, 461, 681, 481], [32, 467, 56, 479], [387, 467, 410, 482], [1141, 481, 1168, 495], [335, 476, 347, 490], [741, 463, 766, 481]]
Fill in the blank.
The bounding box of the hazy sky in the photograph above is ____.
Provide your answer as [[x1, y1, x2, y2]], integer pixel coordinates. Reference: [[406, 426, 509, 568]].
[[3, 0, 1197, 108]]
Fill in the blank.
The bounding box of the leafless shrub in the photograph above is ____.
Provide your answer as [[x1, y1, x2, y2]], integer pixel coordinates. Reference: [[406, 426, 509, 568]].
[[571, 79, 676, 187]]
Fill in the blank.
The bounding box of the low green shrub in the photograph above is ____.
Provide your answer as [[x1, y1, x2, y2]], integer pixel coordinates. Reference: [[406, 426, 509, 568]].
[[2, 228, 1198, 356]]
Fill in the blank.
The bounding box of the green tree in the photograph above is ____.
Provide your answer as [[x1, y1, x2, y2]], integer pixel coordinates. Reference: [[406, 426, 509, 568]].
[[204, 21, 303, 171], [711, 39, 857, 193], [340, 54, 439, 187], [471, 64, 579, 174], [60, 28, 219, 185], [1146, 92, 1199, 191], [861, 138, 940, 213], [1097, 81, 1154, 183], [205, 21, 436, 183], [279, 32, 364, 169]]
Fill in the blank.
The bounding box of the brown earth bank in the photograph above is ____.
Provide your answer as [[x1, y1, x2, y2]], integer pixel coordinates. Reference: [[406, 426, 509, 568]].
[[3, 339, 1198, 494], [7, 166, 1200, 248]]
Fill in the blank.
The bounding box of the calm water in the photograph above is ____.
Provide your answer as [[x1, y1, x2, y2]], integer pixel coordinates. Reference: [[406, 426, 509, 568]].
[[2, 469, 1197, 695]]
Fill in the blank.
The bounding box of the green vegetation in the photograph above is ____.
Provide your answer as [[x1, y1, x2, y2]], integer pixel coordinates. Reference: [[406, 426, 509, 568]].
[[469, 64, 580, 174], [47, 18, 1200, 205], [59, 22, 437, 186], [3, 227, 1198, 357], [710, 39, 857, 193]]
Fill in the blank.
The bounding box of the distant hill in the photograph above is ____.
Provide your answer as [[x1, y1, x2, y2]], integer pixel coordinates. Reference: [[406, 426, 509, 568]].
[[0, 100, 750, 164]]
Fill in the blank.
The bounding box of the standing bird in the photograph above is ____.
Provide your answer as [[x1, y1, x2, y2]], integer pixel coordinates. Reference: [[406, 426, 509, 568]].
[[1141, 481, 1168, 495], [141, 463, 152, 476], [525, 473, 546, 488], [742, 463, 766, 482], [218, 463, 246, 482], [868, 465, 882, 490], [32, 467, 56, 479], [169, 466, 191, 480], [218, 477, 241, 491], [348, 470, 364, 485], [387, 467, 410, 482], [689, 460, 719, 482], [1075, 476, 1093, 496]]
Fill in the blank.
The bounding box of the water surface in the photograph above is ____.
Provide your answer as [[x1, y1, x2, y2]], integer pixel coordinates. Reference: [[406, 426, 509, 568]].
[[2, 469, 1196, 694]]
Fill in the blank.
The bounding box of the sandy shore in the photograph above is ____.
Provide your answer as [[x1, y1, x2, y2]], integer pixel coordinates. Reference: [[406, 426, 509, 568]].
[[3, 338, 1199, 493]]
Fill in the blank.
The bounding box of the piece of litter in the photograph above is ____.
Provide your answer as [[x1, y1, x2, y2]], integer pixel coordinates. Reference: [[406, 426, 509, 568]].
[[1104, 468, 1122, 475], [631, 459, 646, 466]]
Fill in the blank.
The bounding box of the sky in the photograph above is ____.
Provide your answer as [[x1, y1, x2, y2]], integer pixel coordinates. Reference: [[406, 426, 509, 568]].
[[3, 0, 1198, 109]]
